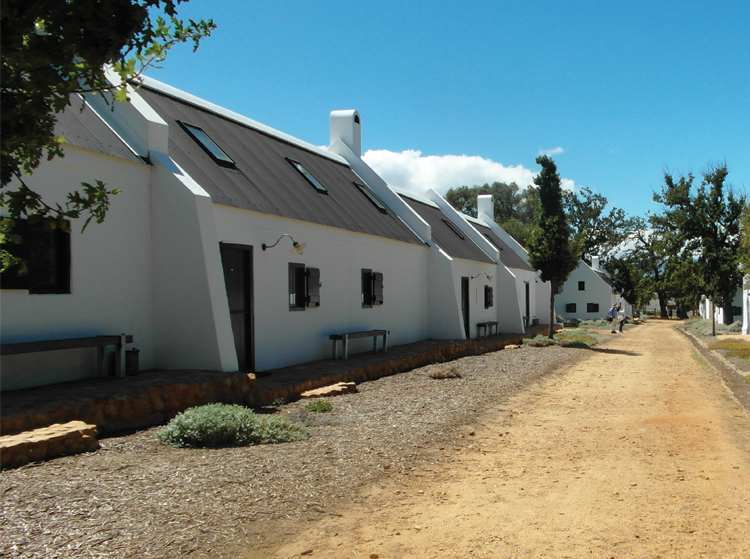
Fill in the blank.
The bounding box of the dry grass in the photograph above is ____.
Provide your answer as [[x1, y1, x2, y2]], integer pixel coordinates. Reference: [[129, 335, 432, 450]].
[[0, 345, 587, 559]]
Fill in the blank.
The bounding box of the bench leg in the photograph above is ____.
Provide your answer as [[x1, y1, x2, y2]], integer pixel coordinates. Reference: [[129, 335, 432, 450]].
[[384, 331, 388, 353], [343, 335, 349, 360], [97, 346, 105, 377], [332, 339, 338, 359]]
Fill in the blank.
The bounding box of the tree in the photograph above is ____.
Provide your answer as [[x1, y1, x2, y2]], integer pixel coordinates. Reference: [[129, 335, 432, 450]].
[[445, 181, 540, 248], [604, 253, 654, 310], [564, 187, 636, 261], [1, 0, 215, 270], [652, 164, 746, 332], [526, 156, 582, 338]]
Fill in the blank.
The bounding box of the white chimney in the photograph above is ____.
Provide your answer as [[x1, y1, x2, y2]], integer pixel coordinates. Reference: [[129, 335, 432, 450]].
[[477, 194, 494, 220], [591, 256, 601, 272], [330, 110, 361, 157]]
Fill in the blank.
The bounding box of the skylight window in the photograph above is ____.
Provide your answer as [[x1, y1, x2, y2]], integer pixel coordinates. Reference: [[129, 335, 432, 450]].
[[287, 159, 328, 193], [180, 122, 235, 166], [483, 233, 504, 250], [354, 182, 387, 213], [442, 219, 465, 239]]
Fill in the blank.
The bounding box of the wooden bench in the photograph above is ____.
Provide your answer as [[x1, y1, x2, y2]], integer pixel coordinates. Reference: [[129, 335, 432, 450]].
[[476, 321, 498, 338], [329, 329, 389, 360], [1, 334, 134, 378]]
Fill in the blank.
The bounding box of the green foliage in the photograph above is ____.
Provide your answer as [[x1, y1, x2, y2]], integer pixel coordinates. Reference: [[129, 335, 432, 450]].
[[1, 0, 215, 270], [708, 339, 750, 361], [444, 181, 540, 248], [304, 399, 333, 412], [564, 187, 637, 260], [652, 165, 746, 325], [527, 156, 582, 338], [156, 403, 309, 448], [522, 330, 597, 348], [683, 318, 742, 337], [554, 329, 598, 348]]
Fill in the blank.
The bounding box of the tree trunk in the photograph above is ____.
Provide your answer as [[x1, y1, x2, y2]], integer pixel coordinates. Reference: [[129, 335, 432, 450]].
[[723, 301, 735, 325], [657, 292, 669, 319]]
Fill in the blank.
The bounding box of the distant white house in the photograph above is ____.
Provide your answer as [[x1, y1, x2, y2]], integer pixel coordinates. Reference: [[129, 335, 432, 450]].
[[556, 257, 621, 320]]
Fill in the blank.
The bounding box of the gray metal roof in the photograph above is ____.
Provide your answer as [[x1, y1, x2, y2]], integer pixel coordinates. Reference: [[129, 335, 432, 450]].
[[472, 223, 535, 271], [138, 86, 423, 246], [594, 269, 612, 286], [54, 97, 144, 164], [399, 195, 494, 264]]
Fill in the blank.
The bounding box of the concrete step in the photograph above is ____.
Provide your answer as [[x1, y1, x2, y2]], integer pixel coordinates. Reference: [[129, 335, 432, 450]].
[[1, 421, 99, 469]]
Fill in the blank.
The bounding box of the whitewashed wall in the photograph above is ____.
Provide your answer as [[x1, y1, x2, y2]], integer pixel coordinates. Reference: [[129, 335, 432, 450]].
[[1, 147, 154, 390], [556, 262, 614, 320], [213, 206, 430, 370]]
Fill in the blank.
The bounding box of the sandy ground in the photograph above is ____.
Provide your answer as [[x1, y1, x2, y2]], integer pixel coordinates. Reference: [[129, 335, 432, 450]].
[[252, 320, 750, 559]]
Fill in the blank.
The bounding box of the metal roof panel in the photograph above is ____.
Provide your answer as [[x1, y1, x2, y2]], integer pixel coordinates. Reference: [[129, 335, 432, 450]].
[[138, 87, 423, 246]]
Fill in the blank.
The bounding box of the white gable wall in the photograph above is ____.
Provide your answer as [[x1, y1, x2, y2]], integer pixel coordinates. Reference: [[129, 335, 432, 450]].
[[149, 153, 237, 371], [556, 261, 614, 320], [0, 147, 155, 390]]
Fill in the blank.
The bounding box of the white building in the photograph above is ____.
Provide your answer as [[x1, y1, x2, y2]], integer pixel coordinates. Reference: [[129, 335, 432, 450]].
[[556, 257, 621, 320], [1, 77, 543, 390]]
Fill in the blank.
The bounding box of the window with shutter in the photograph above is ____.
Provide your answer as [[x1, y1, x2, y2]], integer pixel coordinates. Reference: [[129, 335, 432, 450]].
[[484, 285, 494, 308], [306, 267, 320, 307], [289, 263, 305, 311], [372, 272, 384, 305], [565, 303, 577, 313], [361, 269, 373, 307], [0, 218, 70, 294], [587, 303, 599, 313]]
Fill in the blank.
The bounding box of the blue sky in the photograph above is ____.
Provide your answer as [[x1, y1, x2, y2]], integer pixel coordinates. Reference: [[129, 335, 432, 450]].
[[148, 0, 749, 218]]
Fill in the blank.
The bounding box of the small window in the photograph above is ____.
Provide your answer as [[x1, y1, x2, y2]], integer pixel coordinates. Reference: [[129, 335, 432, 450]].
[[442, 219, 465, 240], [578, 281, 585, 291], [484, 285, 494, 309], [306, 267, 320, 307], [354, 182, 387, 213], [289, 263, 305, 311], [565, 303, 577, 313], [179, 122, 235, 166], [287, 159, 328, 193], [587, 303, 599, 313], [483, 233, 504, 251], [1, 218, 70, 294]]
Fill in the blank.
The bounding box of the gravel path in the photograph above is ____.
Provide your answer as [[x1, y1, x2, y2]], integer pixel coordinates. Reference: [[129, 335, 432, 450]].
[[1, 342, 581, 558]]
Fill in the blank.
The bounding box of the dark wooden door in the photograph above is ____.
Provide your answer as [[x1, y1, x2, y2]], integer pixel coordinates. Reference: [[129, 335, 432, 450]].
[[220, 244, 254, 371], [525, 281, 531, 326], [461, 277, 470, 339]]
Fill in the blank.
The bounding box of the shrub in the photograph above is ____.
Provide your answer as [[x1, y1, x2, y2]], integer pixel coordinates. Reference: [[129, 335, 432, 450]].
[[305, 399, 333, 412], [522, 331, 597, 348], [523, 335, 552, 347], [684, 318, 742, 337], [428, 366, 462, 379], [709, 339, 750, 361], [157, 403, 309, 448]]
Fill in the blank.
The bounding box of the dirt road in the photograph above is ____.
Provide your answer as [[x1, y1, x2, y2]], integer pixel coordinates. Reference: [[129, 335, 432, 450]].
[[258, 321, 750, 558]]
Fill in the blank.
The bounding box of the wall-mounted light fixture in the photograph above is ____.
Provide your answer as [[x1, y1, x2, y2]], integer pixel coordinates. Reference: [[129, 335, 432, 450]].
[[262, 234, 307, 254], [470, 272, 493, 281]]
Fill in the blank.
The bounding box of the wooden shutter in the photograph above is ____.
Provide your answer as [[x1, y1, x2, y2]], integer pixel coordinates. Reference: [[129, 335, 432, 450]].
[[306, 267, 320, 307], [372, 272, 384, 305]]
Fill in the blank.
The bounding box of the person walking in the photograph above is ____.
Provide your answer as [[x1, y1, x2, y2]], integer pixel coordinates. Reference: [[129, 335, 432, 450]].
[[618, 305, 625, 332], [608, 304, 619, 333]]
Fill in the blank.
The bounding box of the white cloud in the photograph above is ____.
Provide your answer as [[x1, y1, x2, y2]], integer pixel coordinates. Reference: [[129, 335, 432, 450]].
[[539, 146, 564, 156], [361, 149, 576, 195]]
